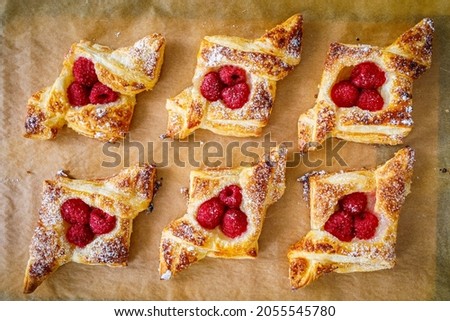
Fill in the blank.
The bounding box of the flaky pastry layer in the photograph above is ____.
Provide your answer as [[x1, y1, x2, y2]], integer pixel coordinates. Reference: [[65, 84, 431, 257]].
[[24, 34, 165, 142]]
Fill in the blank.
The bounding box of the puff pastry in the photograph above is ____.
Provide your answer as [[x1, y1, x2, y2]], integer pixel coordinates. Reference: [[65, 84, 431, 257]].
[[298, 18, 434, 152], [288, 147, 415, 289], [23, 163, 156, 294], [164, 14, 303, 139], [159, 146, 287, 279], [24, 34, 165, 142]]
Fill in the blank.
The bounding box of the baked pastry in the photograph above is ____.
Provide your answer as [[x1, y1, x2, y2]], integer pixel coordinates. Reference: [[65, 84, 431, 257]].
[[23, 163, 156, 294], [164, 14, 303, 139], [288, 147, 415, 289], [24, 34, 165, 142], [298, 18, 434, 152], [159, 146, 287, 279]]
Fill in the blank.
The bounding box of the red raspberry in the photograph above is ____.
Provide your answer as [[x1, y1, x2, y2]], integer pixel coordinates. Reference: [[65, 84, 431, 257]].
[[200, 71, 223, 102], [354, 211, 379, 240], [60, 198, 91, 225], [89, 82, 119, 104], [89, 208, 117, 235], [221, 208, 248, 238], [196, 197, 225, 229], [350, 62, 386, 89], [219, 185, 242, 208], [330, 80, 359, 107], [339, 192, 367, 216], [66, 224, 94, 247], [67, 82, 90, 107], [357, 89, 384, 111], [324, 210, 355, 242], [73, 57, 98, 87], [218, 65, 247, 86], [221, 82, 250, 109]]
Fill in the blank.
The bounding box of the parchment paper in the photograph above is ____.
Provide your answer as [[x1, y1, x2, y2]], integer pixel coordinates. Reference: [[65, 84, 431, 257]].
[[1, 0, 449, 300]]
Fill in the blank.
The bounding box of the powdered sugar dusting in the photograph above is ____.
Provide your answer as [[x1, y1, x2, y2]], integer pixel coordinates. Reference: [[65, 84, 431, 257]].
[[171, 221, 205, 246], [326, 43, 376, 70], [95, 106, 107, 118], [25, 114, 42, 134], [248, 81, 273, 120], [346, 239, 395, 261], [29, 226, 66, 278], [289, 37, 301, 51], [39, 184, 63, 227], [202, 44, 293, 79], [204, 77, 273, 126], [204, 46, 226, 67], [94, 132, 106, 139], [360, 45, 371, 53], [400, 92, 411, 101]]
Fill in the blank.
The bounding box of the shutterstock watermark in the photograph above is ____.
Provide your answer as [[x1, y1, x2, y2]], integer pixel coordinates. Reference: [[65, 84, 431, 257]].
[[101, 133, 348, 168]]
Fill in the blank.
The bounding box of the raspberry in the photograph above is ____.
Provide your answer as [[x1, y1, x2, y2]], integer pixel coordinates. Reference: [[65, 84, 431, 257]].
[[67, 82, 90, 107], [357, 89, 384, 111], [221, 208, 248, 238], [89, 82, 119, 104], [354, 211, 379, 240], [219, 185, 242, 208], [200, 72, 223, 102], [89, 208, 117, 235], [60, 198, 91, 225], [73, 57, 98, 87], [200, 66, 250, 108], [339, 192, 367, 216], [66, 224, 94, 247], [330, 80, 359, 107], [196, 197, 225, 229], [324, 210, 355, 242], [218, 65, 247, 86], [221, 82, 250, 109], [350, 62, 386, 89]]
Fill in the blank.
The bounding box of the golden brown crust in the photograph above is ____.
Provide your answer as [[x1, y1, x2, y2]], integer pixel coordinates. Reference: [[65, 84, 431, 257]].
[[288, 147, 415, 289], [164, 14, 303, 139], [159, 146, 287, 279], [24, 34, 165, 142], [298, 18, 434, 152], [23, 164, 156, 294]]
